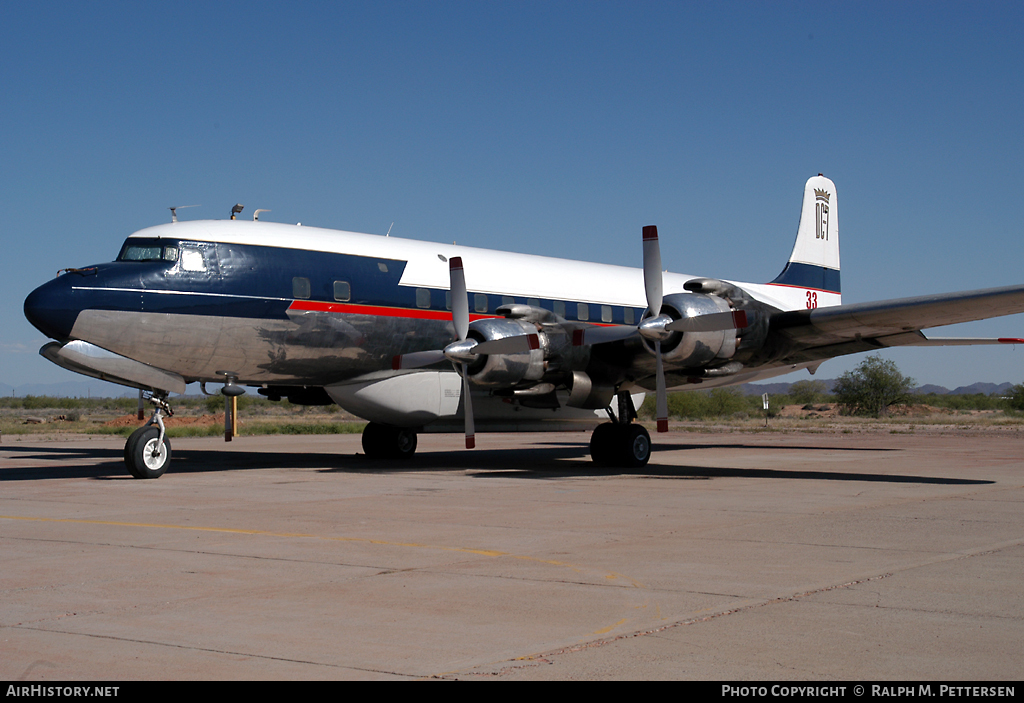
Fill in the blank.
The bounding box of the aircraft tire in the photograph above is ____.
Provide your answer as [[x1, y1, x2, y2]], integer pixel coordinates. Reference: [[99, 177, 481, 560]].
[[620, 424, 651, 468], [124, 426, 147, 477], [361, 423, 417, 460], [124, 426, 171, 479], [589, 423, 618, 466], [590, 423, 651, 468]]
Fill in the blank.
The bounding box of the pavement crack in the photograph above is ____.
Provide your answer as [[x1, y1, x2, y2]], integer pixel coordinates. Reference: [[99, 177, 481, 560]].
[[7, 624, 422, 679]]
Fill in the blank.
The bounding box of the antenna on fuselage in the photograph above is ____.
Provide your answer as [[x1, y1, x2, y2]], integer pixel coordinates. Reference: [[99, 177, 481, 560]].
[[168, 205, 199, 223], [253, 209, 271, 221], [230, 204, 244, 220], [386, 222, 394, 237]]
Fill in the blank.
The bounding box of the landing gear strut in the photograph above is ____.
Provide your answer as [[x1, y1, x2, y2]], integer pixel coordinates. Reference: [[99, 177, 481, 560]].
[[124, 394, 173, 479], [590, 391, 652, 468], [361, 422, 418, 460]]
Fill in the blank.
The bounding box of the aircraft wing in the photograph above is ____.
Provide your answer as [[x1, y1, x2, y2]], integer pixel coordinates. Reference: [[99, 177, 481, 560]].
[[770, 284, 1024, 363]]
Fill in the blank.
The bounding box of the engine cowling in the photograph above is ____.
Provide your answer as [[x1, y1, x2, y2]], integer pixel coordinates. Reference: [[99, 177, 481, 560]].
[[463, 318, 546, 387], [641, 292, 740, 366]]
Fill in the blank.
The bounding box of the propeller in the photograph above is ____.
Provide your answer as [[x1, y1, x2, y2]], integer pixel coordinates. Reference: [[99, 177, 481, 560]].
[[391, 257, 540, 449], [573, 225, 747, 433], [450, 257, 475, 449], [643, 225, 670, 433]]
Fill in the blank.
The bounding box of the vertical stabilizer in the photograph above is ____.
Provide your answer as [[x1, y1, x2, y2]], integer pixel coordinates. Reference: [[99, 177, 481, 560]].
[[770, 175, 841, 302]]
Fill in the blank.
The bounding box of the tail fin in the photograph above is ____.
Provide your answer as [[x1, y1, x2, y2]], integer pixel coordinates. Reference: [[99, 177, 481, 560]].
[[770, 175, 841, 302]]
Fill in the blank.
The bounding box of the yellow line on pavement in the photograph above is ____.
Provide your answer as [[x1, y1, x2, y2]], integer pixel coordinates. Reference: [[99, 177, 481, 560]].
[[0, 514, 642, 586]]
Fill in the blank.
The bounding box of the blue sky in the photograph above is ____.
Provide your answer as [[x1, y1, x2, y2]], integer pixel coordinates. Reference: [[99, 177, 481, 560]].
[[2, 1, 1023, 393]]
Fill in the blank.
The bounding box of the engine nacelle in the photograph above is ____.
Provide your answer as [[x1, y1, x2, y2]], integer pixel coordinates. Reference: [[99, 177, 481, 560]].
[[642, 292, 739, 366], [464, 318, 546, 387]]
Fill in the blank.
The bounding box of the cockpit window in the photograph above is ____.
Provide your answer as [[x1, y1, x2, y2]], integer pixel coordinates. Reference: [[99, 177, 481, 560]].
[[118, 240, 179, 262]]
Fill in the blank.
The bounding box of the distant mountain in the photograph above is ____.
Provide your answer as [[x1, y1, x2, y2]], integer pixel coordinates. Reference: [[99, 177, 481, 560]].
[[740, 379, 1015, 397], [915, 384, 951, 395], [739, 379, 837, 396], [947, 382, 1013, 396], [0, 380, 138, 398]]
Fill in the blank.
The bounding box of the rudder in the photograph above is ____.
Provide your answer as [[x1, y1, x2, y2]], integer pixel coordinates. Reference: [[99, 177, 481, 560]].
[[770, 174, 841, 301]]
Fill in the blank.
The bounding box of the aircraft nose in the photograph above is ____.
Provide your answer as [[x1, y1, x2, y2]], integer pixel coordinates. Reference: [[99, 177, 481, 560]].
[[24, 275, 80, 341]]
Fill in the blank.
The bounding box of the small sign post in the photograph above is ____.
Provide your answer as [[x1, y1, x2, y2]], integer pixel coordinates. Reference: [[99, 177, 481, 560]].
[[762, 393, 770, 427]]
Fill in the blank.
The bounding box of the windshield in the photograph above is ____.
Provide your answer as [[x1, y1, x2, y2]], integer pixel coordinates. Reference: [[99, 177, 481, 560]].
[[117, 239, 179, 262]]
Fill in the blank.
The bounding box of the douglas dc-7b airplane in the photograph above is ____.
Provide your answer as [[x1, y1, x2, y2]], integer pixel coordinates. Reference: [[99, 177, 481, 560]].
[[23, 175, 1024, 478]]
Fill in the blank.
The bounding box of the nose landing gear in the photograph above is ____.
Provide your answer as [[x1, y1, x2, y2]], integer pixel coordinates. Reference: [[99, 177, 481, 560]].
[[124, 394, 173, 479]]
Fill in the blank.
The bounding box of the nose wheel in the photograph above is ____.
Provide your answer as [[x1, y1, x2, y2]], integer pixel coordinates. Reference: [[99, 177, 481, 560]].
[[124, 394, 173, 479], [125, 426, 172, 479]]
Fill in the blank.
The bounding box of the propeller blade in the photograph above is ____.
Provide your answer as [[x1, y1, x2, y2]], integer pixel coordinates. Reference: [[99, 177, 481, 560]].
[[392, 349, 447, 370], [450, 257, 469, 341], [666, 309, 748, 333], [474, 333, 539, 355], [655, 340, 668, 433], [642, 225, 663, 317], [462, 362, 475, 449]]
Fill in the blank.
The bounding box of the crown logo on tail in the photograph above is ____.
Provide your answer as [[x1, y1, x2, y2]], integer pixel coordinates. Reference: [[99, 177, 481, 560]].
[[814, 188, 830, 202]]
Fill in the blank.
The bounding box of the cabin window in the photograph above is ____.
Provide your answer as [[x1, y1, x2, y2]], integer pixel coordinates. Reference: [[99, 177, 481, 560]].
[[445, 291, 451, 310], [501, 296, 514, 306], [601, 305, 613, 323], [553, 300, 566, 317], [416, 288, 431, 308], [474, 294, 488, 313], [180, 248, 206, 272], [624, 307, 635, 325], [162, 246, 178, 262], [527, 298, 540, 308], [293, 277, 311, 299], [334, 281, 351, 301], [378, 262, 388, 273], [577, 303, 589, 321]]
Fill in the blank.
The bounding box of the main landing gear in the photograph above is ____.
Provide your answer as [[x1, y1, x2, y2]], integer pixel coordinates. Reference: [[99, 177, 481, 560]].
[[361, 422, 418, 460], [124, 394, 172, 479], [360, 393, 653, 467], [589, 391, 652, 468]]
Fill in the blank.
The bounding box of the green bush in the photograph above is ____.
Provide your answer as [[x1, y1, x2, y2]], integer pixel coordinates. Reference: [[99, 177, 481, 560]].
[[643, 387, 760, 420], [1007, 383, 1024, 411], [833, 355, 915, 417]]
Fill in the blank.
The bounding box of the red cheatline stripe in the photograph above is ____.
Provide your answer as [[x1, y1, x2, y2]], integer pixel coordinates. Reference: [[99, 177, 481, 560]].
[[289, 300, 494, 322], [291, 301, 633, 330], [998, 338, 1024, 344], [765, 282, 841, 295]]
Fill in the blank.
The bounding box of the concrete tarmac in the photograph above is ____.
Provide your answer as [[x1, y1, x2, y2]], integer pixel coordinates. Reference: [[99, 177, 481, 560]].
[[1, 429, 1021, 680]]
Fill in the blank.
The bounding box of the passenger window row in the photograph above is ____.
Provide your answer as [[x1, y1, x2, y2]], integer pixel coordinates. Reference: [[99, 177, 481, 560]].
[[291, 277, 639, 323]]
